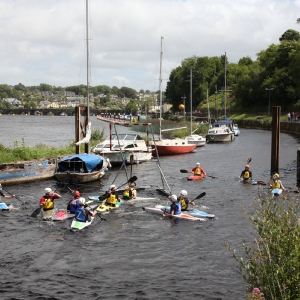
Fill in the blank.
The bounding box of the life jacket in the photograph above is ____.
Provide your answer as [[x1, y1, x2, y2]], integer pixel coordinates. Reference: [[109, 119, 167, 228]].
[[271, 180, 281, 189], [194, 167, 201, 175], [174, 202, 181, 215], [75, 207, 87, 222], [178, 197, 188, 210], [243, 170, 250, 179], [123, 189, 131, 200], [43, 197, 54, 211], [68, 199, 79, 213], [106, 193, 117, 205]]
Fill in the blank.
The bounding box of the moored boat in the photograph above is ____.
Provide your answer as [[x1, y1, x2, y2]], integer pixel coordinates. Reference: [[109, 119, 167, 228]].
[[206, 119, 235, 143], [0, 159, 56, 184], [233, 124, 240, 136], [185, 134, 206, 147], [54, 153, 111, 183]]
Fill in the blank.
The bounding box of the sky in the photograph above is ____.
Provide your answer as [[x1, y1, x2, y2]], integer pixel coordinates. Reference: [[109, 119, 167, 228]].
[[0, 0, 300, 92]]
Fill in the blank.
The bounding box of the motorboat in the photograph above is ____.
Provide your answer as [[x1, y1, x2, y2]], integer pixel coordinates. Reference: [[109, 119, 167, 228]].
[[93, 133, 152, 165], [185, 134, 206, 147], [206, 119, 235, 143], [233, 124, 240, 136]]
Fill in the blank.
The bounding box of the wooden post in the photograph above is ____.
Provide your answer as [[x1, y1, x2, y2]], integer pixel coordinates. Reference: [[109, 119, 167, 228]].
[[297, 149, 300, 185], [75, 106, 80, 154], [271, 106, 280, 174]]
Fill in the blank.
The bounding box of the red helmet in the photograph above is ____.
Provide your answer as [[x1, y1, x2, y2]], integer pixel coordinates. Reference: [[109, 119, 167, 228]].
[[245, 165, 250, 169], [73, 190, 80, 197]]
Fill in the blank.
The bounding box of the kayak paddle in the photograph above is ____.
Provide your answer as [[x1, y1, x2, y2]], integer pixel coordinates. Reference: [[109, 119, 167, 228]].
[[180, 169, 189, 173], [2, 188, 27, 205], [31, 207, 42, 217], [190, 192, 206, 201]]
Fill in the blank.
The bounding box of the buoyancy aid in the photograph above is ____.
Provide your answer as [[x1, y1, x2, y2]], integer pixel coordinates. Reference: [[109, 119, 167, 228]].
[[106, 193, 117, 205], [243, 170, 250, 179], [43, 197, 54, 211], [271, 180, 281, 189], [194, 167, 201, 175], [75, 207, 87, 222], [123, 189, 131, 200], [178, 197, 188, 210], [174, 202, 181, 215]]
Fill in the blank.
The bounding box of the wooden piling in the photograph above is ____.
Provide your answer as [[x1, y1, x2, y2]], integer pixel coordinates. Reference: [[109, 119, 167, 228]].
[[271, 106, 280, 175]]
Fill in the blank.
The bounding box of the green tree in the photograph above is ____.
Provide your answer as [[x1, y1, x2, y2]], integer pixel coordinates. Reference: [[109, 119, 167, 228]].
[[125, 99, 138, 114], [279, 29, 300, 42]]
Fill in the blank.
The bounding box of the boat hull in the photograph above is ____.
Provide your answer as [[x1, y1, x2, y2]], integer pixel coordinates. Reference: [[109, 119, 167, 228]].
[[151, 139, 196, 156], [185, 135, 206, 147], [0, 159, 56, 184], [188, 173, 206, 181], [206, 132, 235, 143], [99, 151, 152, 166], [54, 169, 105, 183]]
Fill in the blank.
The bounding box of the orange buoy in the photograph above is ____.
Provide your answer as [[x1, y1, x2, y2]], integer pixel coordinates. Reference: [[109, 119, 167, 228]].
[[179, 104, 184, 110]]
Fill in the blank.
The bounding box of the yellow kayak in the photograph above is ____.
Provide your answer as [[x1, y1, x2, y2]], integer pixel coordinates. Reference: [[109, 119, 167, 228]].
[[94, 200, 122, 212]]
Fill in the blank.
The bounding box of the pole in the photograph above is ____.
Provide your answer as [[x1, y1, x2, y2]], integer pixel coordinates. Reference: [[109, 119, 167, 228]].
[[224, 52, 227, 116], [266, 88, 273, 116], [190, 69, 192, 134], [215, 85, 217, 119]]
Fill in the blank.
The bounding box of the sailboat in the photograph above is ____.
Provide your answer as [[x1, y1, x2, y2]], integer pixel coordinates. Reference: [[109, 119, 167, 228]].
[[151, 37, 197, 156], [54, 0, 110, 183], [184, 69, 206, 147]]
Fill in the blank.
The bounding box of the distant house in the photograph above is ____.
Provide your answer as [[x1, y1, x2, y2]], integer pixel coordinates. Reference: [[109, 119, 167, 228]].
[[39, 100, 51, 108], [3, 98, 22, 106]]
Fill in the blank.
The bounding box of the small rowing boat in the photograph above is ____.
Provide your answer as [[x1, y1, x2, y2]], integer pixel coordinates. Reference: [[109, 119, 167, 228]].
[[142, 205, 206, 221]]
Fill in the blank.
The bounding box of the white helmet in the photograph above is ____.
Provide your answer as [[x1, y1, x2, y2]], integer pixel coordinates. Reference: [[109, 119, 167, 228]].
[[170, 194, 177, 202], [196, 162, 200, 166], [180, 190, 188, 196], [79, 197, 86, 205], [110, 184, 116, 190], [45, 188, 52, 193]]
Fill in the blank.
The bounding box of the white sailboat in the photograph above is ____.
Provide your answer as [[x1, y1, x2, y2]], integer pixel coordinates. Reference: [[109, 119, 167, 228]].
[[151, 37, 197, 156], [184, 69, 206, 147]]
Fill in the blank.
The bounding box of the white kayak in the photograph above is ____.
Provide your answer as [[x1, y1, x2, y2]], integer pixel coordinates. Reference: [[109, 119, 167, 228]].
[[71, 217, 94, 230], [0, 203, 21, 211], [159, 205, 215, 219], [272, 188, 282, 196], [142, 205, 206, 221]]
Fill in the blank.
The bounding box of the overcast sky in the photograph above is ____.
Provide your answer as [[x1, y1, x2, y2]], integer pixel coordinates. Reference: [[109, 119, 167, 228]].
[[0, 0, 299, 92]]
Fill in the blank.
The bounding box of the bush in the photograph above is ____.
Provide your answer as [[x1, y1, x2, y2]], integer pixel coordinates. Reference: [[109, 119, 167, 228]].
[[226, 193, 300, 299]]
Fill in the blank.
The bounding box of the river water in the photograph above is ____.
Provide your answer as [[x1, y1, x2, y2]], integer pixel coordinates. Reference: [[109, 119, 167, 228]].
[[0, 115, 300, 299]]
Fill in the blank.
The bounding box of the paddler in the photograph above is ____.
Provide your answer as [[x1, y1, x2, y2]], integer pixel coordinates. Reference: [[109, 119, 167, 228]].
[[67, 190, 81, 214], [105, 184, 121, 207], [240, 165, 252, 182], [123, 182, 137, 200], [162, 194, 181, 217], [0, 183, 15, 199], [177, 190, 195, 211], [74, 197, 97, 222], [269, 173, 286, 191], [39, 187, 61, 211], [191, 162, 206, 176]]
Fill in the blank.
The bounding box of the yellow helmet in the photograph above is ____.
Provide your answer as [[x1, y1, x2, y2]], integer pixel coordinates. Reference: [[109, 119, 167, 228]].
[[272, 173, 279, 179]]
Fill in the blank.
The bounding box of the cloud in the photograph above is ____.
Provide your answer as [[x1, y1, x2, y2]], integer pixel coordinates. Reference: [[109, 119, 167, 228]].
[[0, 0, 299, 91]]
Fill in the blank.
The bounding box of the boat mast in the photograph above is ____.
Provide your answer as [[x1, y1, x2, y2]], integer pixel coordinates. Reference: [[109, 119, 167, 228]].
[[224, 51, 226, 116], [190, 68, 192, 135], [159, 36, 163, 140], [85, 0, 90, 153]]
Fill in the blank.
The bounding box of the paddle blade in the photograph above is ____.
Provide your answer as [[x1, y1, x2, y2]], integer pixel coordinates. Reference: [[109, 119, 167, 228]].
[[156, 188, 171, 197], [180, 169, 189, 173], [246, 156, 252, 164], [31, 207, 41, 217], [194, 192, 206, 200], [128, 176, 137, 183]]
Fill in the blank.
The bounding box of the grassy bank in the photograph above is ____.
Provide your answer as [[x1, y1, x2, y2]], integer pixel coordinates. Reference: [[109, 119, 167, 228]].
[[0, 128, 105, 164]]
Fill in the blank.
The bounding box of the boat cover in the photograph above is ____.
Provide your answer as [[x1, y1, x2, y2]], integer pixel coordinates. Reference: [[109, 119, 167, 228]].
[[58, 154, 103, 173]]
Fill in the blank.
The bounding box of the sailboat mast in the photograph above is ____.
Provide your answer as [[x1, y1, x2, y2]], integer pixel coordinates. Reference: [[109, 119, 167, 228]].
[[86, 0, 89, 109], [190, 68, 192, 134], [224, 51, 226, 116], [159, 36, 163, 140]]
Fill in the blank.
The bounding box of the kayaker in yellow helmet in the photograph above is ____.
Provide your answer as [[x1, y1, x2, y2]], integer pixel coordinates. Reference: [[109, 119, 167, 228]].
[[269, 173, 286, 191]]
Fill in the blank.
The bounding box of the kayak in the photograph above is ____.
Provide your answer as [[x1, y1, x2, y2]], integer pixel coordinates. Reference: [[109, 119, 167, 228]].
[[71, 217, 94, 230], [0, 203, 21, 211], [142, 205, 206, 221], [272, 188, 282, 196], [94, 200, 122, 212], [187, 174, 206, 181], [158, 205, 215, 219], [88, 195, 157, 201]]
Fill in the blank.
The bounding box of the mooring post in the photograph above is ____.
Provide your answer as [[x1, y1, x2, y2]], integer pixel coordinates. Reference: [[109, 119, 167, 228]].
[[297, 150, 300, 185], [271, 106, 280, 175], [75, 106, 80, 154]]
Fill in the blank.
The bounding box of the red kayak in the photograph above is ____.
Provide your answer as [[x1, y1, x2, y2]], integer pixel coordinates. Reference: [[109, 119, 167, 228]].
[[188, 170, 206, 181]]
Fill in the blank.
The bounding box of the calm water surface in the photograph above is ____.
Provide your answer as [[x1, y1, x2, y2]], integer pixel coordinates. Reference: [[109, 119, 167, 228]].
[[0, 115, 300, 299]]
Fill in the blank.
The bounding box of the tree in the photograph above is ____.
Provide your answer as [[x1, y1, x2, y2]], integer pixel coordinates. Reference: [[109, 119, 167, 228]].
[[279, 29, 300, 42], [125, 99, 138, 114]]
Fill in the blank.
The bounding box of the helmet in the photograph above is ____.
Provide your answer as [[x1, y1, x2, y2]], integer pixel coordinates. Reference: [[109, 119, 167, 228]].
[[170, 194, 177, 202], [196, 162, 200, 166], [180, 190, 187, 196], [79, 197, 86, 205], [110, 184, 116, 190], [73, 190, 80, 197], [245, 165, 250, 169], [45, 188, 52, 193], [273, 173, 279, 179]]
